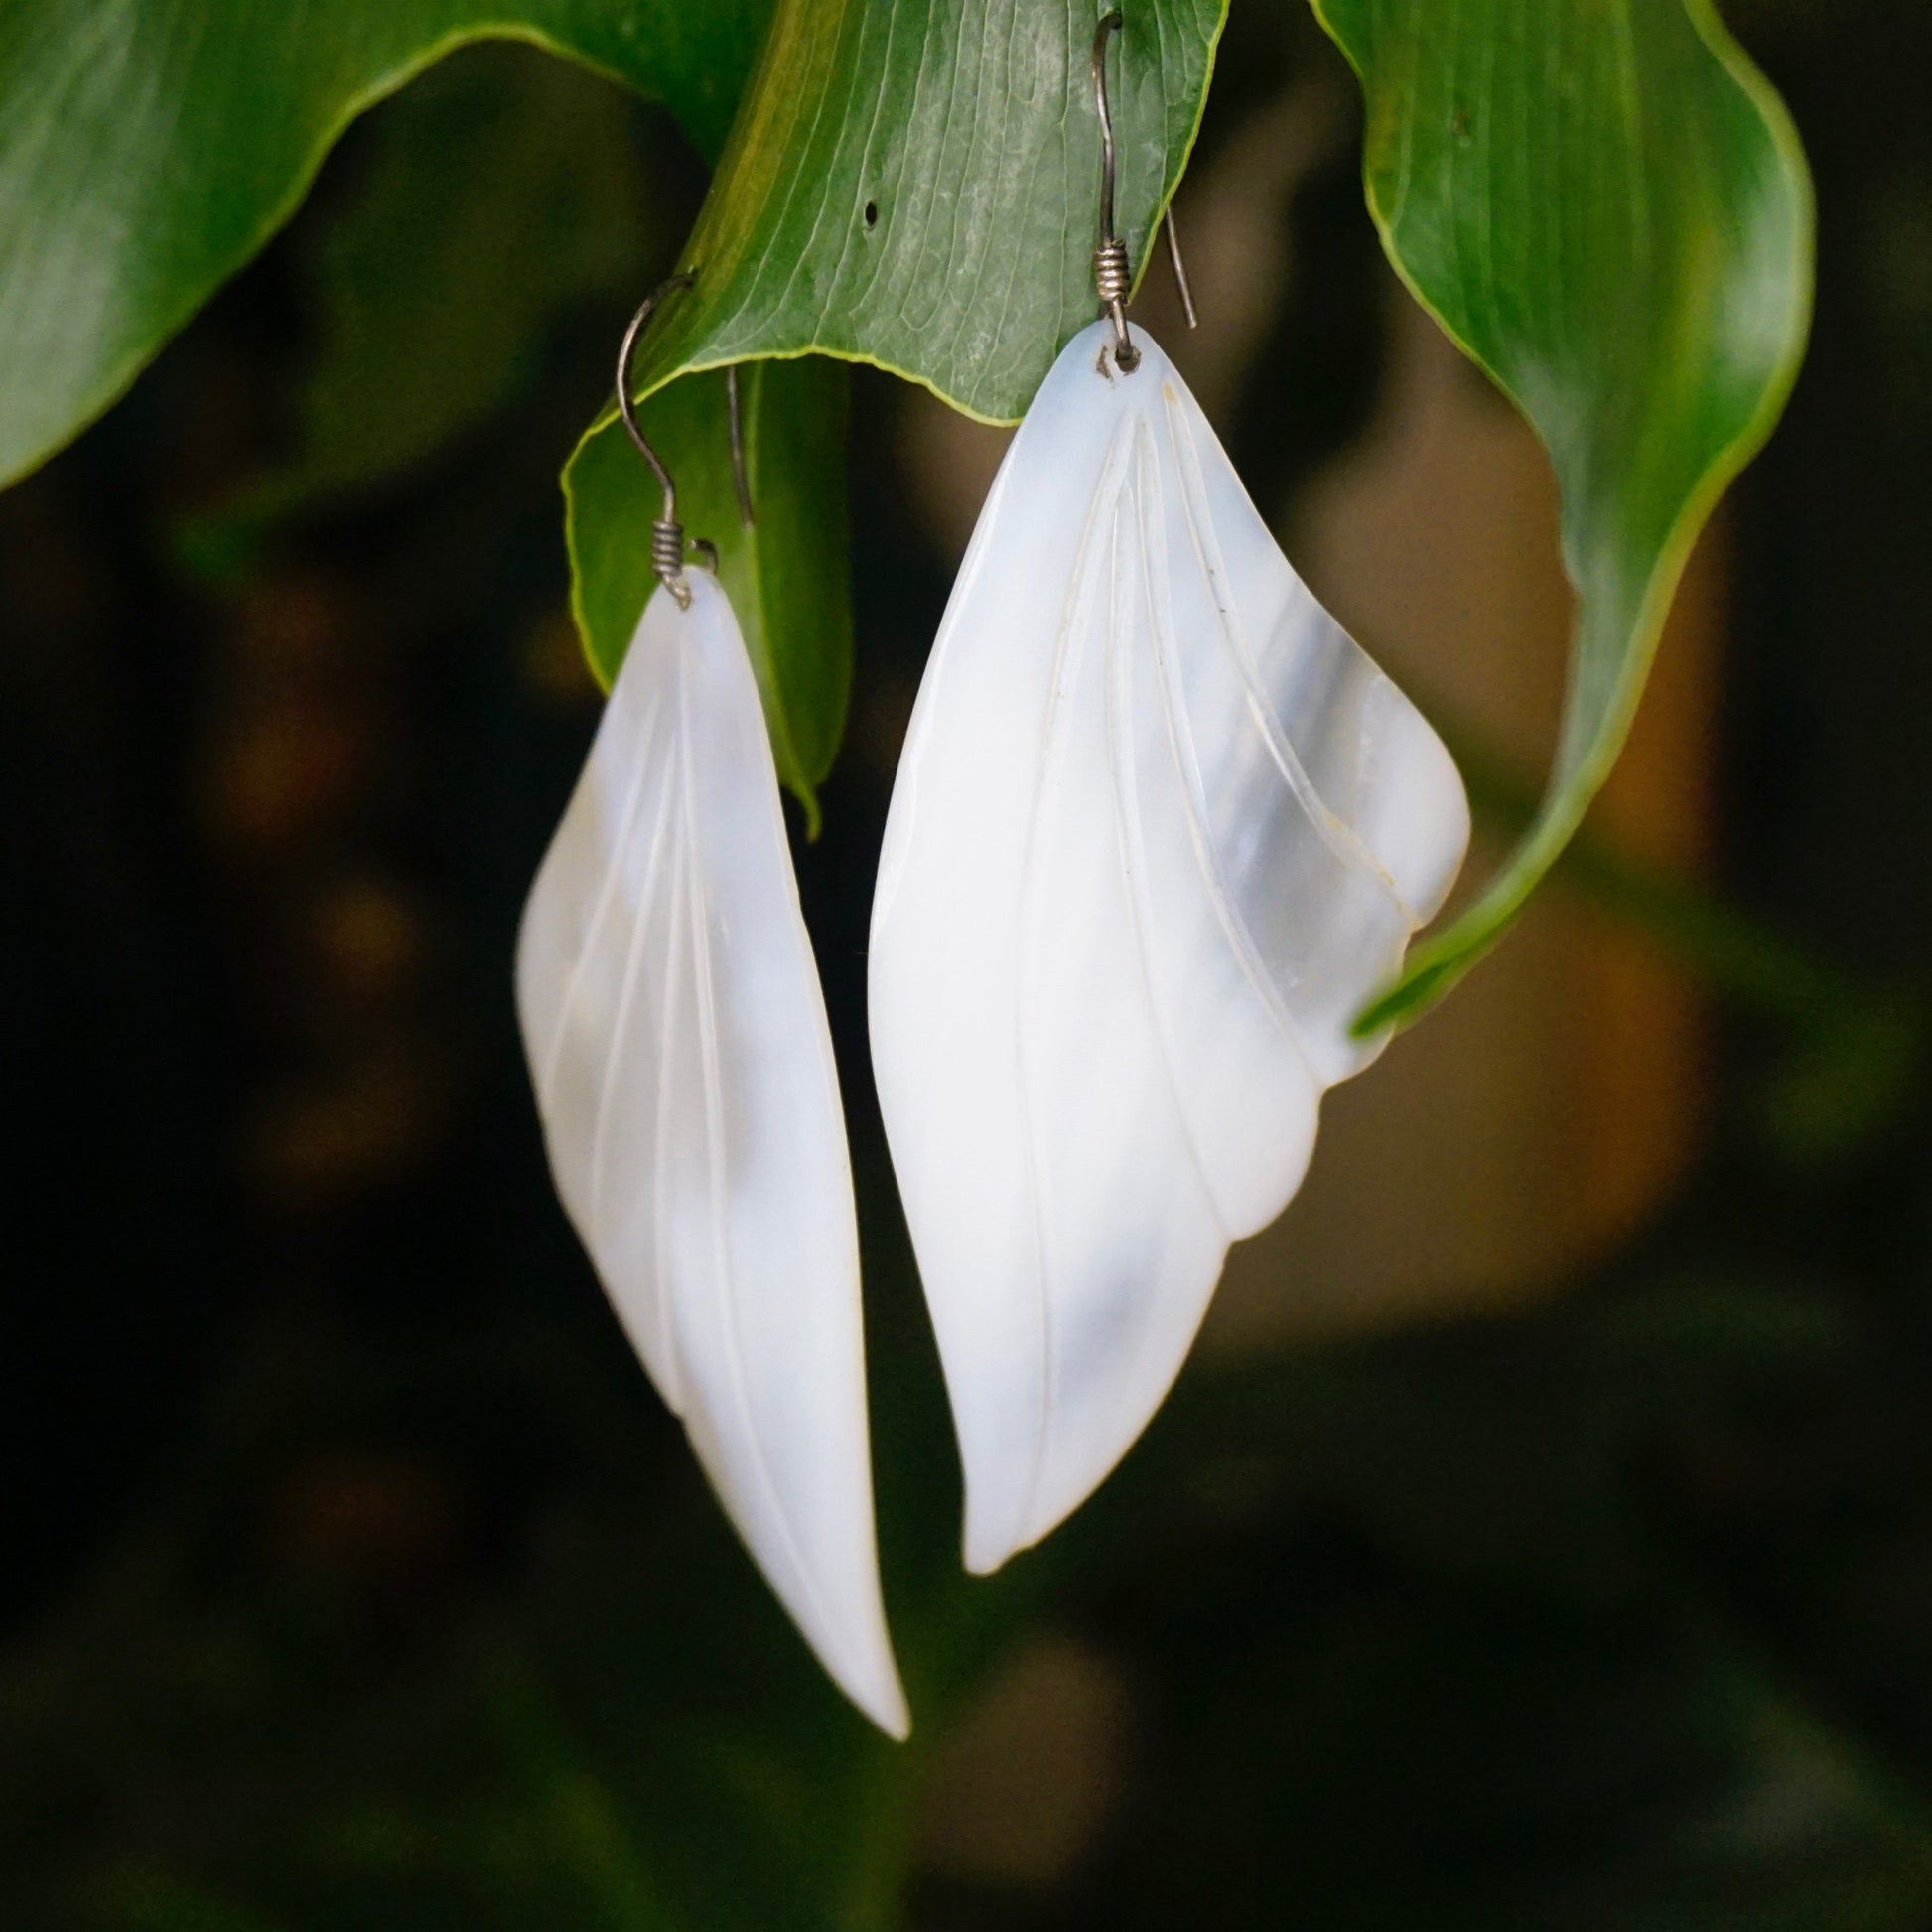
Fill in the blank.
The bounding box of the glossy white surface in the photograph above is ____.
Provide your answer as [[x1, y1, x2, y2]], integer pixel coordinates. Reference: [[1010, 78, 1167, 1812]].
[[517, 569, 907, 1737], [871, 321, 1470, 1575]]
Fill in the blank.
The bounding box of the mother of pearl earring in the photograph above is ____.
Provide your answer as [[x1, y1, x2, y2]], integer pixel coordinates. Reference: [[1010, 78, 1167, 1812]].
[[869, 14, 1471, 1577], [517, 276, 907, 1736]]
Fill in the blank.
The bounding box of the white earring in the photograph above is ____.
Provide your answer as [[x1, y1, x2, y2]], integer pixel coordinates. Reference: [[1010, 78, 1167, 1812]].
[[869, 15, 1471, 1578], [517, 280, 907, 1737]]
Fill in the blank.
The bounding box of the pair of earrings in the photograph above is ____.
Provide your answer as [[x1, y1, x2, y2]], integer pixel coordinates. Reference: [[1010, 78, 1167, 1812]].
[[517, 12, 1469, 1738]]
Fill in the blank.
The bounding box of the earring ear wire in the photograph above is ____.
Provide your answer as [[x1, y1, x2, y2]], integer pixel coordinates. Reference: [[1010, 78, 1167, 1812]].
[[1091, 11, 1198, 371], [725, 358, 756, 530], [1090, 12, 1139, 372], [616, 273, 755, 608], [1162, 205, 1198, 330]]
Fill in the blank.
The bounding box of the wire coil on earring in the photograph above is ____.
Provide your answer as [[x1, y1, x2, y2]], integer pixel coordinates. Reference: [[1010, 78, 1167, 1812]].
[[647, 517, 687, 586]]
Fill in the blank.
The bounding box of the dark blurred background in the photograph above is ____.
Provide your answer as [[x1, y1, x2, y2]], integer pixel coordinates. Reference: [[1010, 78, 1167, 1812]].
[[7, 3, 1932, 1926]]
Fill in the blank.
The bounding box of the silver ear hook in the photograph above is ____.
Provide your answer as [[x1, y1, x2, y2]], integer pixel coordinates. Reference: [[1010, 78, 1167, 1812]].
[[1091, 12, 1139, 372], [618, 272, 697, 607], [617, 273, 756, 610], [1091, 11, 1197, 370], [1163, 205, 1198, 331], [726, 362, 755, 530]]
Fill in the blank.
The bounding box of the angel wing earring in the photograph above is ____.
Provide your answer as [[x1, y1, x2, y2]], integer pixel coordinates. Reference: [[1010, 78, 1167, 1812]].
[[516, 276, 907, 1737], [870, 12, 1472, 1577]]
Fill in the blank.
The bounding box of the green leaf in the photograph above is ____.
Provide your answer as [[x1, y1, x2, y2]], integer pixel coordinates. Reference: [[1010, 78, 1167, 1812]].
[[257, 44, 647, 517], [564, 358, 853, 830], [616, 0, 1227, 422], [1309, 0, 1815, 1033], [0, 0, 770, 491]]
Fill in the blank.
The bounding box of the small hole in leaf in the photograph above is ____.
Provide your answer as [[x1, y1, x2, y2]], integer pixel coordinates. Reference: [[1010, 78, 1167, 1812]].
[[864, 200, 879, 229]]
